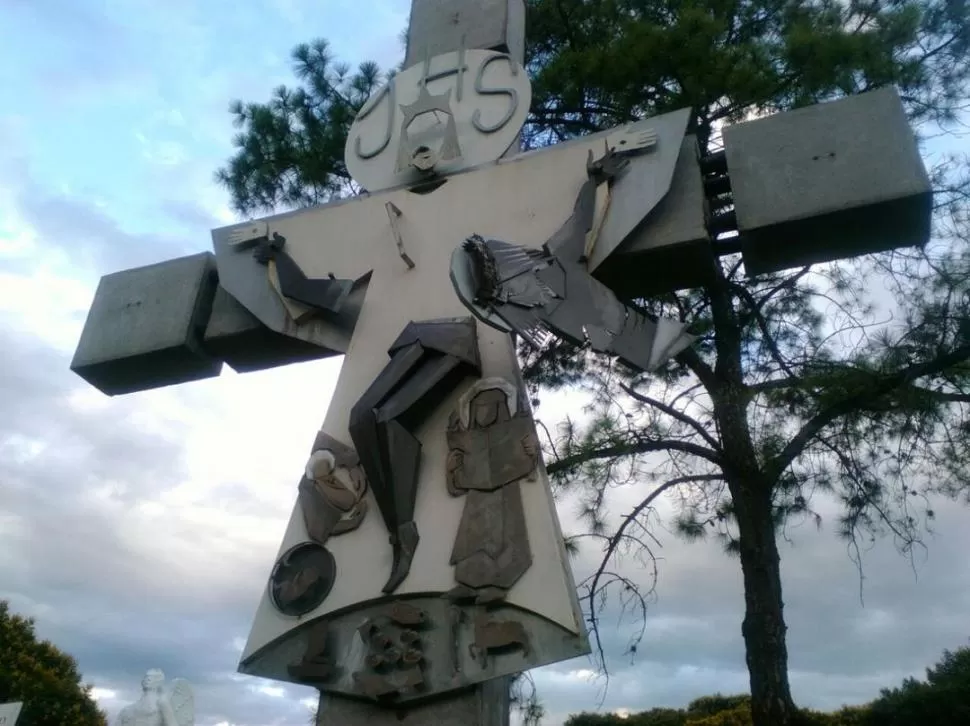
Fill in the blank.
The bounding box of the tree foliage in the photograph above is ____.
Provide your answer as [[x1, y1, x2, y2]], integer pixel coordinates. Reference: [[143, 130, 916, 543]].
[[523, 0, 970, 150], [523, 3, 970, 725], [866, 646, 970, 725], [564, 644, 970, 725], [215, 40, 387, 214], [0, 600, 107, 726], [215, 2, 970, 726]]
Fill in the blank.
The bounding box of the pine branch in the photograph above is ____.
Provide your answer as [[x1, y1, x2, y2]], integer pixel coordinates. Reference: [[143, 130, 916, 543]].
[[676, 345, 718, 392], [734, 283, 800, 381], [546, 437, 723, 477], [770, 342, 970, 478]]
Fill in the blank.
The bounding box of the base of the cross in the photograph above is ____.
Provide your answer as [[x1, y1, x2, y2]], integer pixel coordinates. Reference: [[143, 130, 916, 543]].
[[315, 676, 510, 726]]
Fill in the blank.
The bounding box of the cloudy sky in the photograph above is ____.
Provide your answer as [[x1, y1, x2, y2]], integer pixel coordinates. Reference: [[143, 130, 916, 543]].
[[1, 1, 968, 725]]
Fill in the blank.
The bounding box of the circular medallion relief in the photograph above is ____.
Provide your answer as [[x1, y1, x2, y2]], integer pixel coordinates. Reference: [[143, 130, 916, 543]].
[[268, 542, 337, 617], [344, 49, 532, 193]]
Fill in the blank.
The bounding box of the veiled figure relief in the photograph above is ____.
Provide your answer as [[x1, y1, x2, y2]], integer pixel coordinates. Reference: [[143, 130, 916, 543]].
[[298, 431, 369, 546], [445, 377, 539, 604]]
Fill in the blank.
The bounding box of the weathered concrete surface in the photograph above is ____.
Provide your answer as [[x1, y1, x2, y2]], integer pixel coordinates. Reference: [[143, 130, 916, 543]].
[[203, 284, 338, 374], [405, 0, 525, 66], [725, 86, 932, 276], [71, 252, 222, 395], [316, 676, 510, 726]]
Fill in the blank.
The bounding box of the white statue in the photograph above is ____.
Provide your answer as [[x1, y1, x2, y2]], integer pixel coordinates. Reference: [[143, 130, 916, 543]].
[[116, 669, 193, 726]]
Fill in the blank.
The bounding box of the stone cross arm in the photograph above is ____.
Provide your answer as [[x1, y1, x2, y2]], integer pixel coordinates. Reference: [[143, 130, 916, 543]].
[[71, 83, 931, 398]]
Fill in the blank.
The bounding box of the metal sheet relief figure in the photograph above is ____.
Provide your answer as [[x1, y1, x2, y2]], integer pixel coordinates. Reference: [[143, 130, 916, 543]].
[[349, 317, 482, 594], [451, 147, 697, 373], [445, 377, 538, 604], [298, 431, 369, 545], [267, 432, 368, 617]]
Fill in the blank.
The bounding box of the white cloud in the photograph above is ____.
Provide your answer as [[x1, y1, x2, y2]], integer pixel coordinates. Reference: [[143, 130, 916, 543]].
[[254, 684, 287, 698]]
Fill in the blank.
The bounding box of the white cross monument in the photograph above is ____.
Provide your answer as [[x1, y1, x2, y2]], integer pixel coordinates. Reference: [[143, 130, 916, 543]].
[[70, 1, 932, 724]]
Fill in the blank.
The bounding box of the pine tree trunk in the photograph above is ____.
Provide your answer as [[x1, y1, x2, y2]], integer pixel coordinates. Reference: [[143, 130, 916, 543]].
[[729, 477, 800, 726], [706, 251, 802, 726]]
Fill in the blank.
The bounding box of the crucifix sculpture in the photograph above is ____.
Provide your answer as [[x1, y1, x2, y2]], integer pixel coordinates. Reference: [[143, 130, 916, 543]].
[[213, 30, 697, 716], [70, 1, 932, 724]]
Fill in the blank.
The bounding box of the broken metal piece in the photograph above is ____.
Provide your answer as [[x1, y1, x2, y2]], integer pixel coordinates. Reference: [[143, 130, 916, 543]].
[[251, 232, 356, 314], [348, 318, 481, 593], [238, 228, 359, 328], [268, 543, 337, 616], [385, 202, 416, 269], [583, 176, 612, 262], [288, 622, 335, 684], [385, 601, 430, 628], [395, 83, 462, 174], [469, 611, 530, 668], [267, 259, 317, 324]]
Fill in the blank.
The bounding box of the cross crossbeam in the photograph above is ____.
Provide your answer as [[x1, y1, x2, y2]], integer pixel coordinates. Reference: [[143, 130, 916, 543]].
[[67, 3, 933, 726]]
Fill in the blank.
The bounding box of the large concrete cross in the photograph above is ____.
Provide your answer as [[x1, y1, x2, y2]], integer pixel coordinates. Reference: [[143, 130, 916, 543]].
[[70, 2, 932, 725]]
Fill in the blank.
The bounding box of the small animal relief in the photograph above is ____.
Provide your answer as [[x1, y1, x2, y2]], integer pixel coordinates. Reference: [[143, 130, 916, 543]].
[[469, 611, 530, 669]]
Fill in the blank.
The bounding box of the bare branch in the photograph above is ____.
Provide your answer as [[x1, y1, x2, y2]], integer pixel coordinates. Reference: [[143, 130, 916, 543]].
[[619, 383, 721, 449], [546, 438, 723, 476], [582, 474, 725, 689]]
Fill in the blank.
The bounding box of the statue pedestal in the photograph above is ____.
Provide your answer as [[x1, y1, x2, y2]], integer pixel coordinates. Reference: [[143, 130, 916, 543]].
[[316, 676, 509, 726]]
